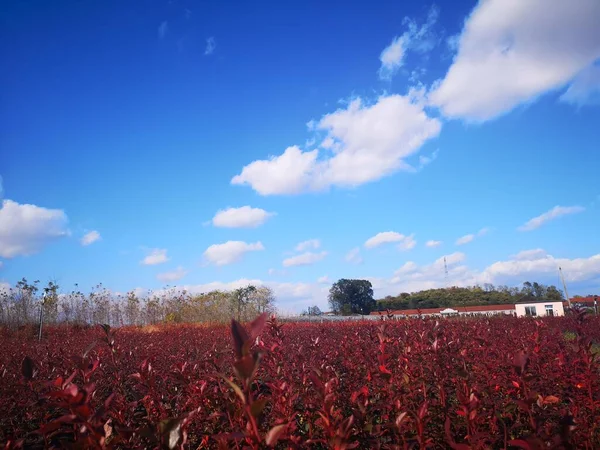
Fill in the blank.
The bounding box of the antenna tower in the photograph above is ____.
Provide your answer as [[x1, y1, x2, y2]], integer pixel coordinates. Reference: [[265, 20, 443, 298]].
[[444, 257, 449, 288]]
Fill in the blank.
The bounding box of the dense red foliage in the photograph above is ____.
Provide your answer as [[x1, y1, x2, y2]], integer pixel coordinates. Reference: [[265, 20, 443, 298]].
[[1, 312, 599, 449]]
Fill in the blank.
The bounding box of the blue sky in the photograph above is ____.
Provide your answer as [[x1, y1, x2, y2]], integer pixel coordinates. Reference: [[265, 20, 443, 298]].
[[1, 0, 600, 312]]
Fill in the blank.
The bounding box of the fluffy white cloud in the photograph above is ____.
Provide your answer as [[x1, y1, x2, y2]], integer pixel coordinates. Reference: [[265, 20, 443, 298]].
[[0, 199, 69, 258], [560, 64, 600, 106], [203, 241, 264, 266], [345, 247, 363, 265], [426, 240, 442, 248], [157, 266, 188, 283], [455, 227, 488, 246], [232, 94, 441, 195], [211, 206, 275, 228], [365, 231, 404, 248], [377, 249, 600, 297], [317, 275, 329, 284], [481, 251, 600, 284], [232, 146, 319, 195], [283, 251, 327, 268], [513, 249, 548, 261], [295, 239, 321, 252], [81, 230, 101, 246], [518, 205, 585, 231], [429, 0, 600, 121], [379, 6, 440, 80], [141, 248, 169, 266], [364, 231, 416, 250]]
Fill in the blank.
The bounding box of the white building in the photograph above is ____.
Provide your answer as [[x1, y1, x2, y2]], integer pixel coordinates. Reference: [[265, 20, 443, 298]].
[[515, 300, 564, 317]]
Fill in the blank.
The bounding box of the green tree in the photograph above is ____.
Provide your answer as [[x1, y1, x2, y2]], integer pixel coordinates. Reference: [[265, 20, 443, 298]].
[[328, 279, 375, 315]]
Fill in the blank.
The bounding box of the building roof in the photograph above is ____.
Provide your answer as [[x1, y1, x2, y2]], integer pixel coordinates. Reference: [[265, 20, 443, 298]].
[[515, 299, 564, 305], [370, 304, 515, 316], [569, 296, 598, 305]]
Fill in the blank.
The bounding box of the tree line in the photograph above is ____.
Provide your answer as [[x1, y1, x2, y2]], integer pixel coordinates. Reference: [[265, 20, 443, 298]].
[[376, 281, 565, 311], [306, 279, 569, 317], [0, 278, 275, 328]]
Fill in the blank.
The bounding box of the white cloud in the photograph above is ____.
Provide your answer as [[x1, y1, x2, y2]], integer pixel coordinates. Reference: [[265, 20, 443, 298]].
[[429, 0, 600, 121], [379, 36, 407, 80], [560, 64, 600, 106], [141, 248, 169, 266], [518, 205, 585, 231], [80, 230, 101, 246], [203, 241, 264, 266], [379, 6, 440, 80], [481, 251, 600, 284], [345, 247, 363, 265], [317, 275, 329, 284], [283, 251, 327, 268], [158, 21, 168, 39], [295, 239, 321, 252], [456, 227, 489, 246], [385, 252, 472, 293], [232, 94, 441, 195], [513, 248, 548, 261], [417, 149, 439, 170], [365, 231, 404, 248], [211, 206, 275, 228], [0, 199, 69, 258], [426, 240, 442, 248], [377, 249, 600, 297], [205, 37, 216, 55], [157, 266, 188, 283], [365, 231, 416, 251], [398, 234, 416, 251]]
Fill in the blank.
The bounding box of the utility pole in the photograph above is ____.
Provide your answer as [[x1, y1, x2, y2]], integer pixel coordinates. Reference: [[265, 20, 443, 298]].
[[559, 267, 571, 309], [594, 295, 598, 316]]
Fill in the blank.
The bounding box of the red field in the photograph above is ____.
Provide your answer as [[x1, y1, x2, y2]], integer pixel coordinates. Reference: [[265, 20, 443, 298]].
[[1, 313, 599, 449]]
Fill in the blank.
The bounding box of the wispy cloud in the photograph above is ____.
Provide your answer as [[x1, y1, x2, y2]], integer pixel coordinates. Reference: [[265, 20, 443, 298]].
[[519, 205, 585, 231], [426, 240, 442, 248], [345, 247, 363, 265], [205, 37, 216, 55], [141, 248, 169, 265], [295, 239, 321, 252], [158, 21, 168, 39], [283, 251, 327, 268], [455, 228, 489, 246], [157, 266, 188, 283], [80, 230, 101, 246], [378, 5, 439, 80]]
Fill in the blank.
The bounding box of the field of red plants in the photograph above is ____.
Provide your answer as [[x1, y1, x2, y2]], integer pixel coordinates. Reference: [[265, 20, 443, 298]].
[[1, 312, 599, 449]]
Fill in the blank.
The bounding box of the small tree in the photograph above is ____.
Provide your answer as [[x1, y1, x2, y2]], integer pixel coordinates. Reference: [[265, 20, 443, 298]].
[[328, 279, 375, 315]]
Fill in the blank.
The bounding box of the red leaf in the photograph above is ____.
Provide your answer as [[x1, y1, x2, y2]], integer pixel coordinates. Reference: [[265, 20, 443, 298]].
[[231, 319, 249, 359], [265, 423, 287, 447], [250, 398, 268, 417], [249, 313, 268, 340], [508, 439, 532, 449]]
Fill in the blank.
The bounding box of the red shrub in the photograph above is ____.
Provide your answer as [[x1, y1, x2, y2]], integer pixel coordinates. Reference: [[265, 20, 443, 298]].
[[1, 313, 599, 449]]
